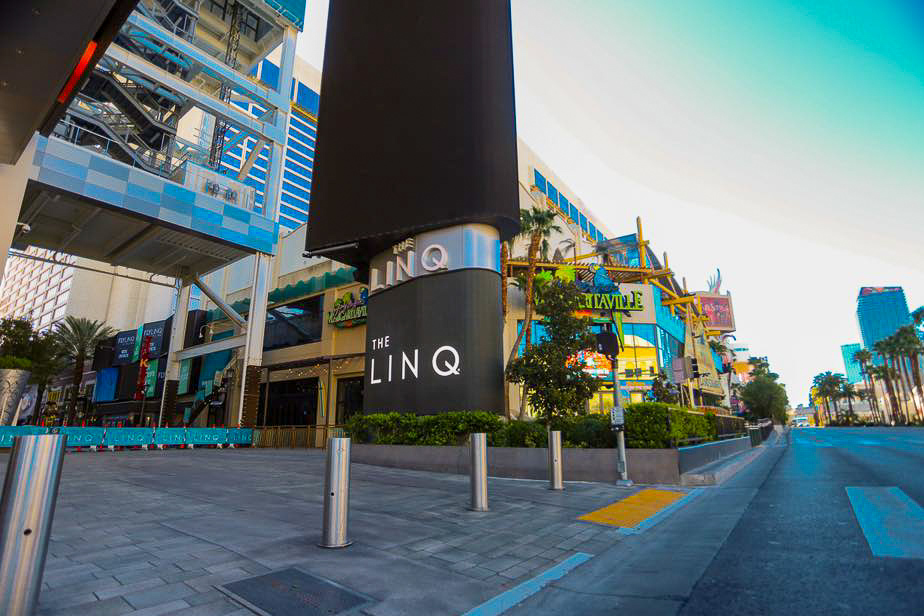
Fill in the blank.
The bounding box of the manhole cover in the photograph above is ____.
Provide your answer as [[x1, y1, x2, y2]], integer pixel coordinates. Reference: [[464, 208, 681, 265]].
[[219, 568, 375, 616]]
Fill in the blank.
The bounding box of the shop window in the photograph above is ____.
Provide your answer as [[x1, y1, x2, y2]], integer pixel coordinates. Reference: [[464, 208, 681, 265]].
[[264, 295, 323, 351], [335, 377, 364, 424], [261, 378, 319, 426]]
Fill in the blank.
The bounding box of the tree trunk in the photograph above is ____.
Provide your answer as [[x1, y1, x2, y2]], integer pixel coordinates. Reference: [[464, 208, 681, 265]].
[[67, 354, 85, 426], [33, 382, 46, 426], [846, 393, 854, 423], [910, 354, 924, 422], [507, 233, 542, 420], [883, 371, 900, 425], [501, 241, 510, 419], [895, 356, 914, 423]]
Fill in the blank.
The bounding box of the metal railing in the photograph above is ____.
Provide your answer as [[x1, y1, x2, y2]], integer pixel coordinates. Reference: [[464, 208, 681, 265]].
[[253, 425, 346, 449]]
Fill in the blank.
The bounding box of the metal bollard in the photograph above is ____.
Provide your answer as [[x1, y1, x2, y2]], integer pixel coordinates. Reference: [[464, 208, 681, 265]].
[[319, 437, 352, 548], [470, 433, 488, 511], [0, 434, 67, 616], [548, 430, 564, 490]]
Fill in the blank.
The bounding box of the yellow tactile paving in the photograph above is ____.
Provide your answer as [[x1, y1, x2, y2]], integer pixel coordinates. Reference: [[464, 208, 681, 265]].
[[579, 488, 687, 528]]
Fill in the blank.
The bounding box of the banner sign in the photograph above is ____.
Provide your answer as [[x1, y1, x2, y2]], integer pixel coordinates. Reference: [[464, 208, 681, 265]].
[[154, 428, 187, 446], [696, 293, 735, 332], [104, 427, 154, 447], [0, 426, 46, 447], [187, 428, 226, 446], [113, 329, 138, 365], [59, 427, 104, 447], [227, 428, 253, 445], [328, 288, 368, 328]]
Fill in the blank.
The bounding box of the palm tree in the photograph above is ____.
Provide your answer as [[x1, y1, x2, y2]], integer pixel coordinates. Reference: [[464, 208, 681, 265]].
[[897, 326, 924, 422], [852, 348, 880, 423], [506, 207, 561, 415], [840, 381, 857, 424], [869, 364, 900, 425], [874, 339, 906, 423], [501, 240, 511, 318], [28, 332, 65, 425], [53, 317, 116, 425]]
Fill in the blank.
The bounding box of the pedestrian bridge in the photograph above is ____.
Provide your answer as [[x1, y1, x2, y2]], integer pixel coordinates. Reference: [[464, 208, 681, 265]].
[[10, 135, 277, 278]]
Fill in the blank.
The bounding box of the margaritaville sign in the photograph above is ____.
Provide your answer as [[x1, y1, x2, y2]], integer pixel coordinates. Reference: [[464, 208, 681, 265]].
[[328, 288, 368, 328], [579, 290, 644, 312]]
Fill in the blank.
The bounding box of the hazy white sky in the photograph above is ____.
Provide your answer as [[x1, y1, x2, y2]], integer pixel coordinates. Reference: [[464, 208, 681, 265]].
[[296, 0, 924, 404]]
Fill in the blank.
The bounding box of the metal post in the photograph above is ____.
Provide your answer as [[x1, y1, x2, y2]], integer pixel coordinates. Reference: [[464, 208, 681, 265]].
[[616, 431, 629, 482], [0, 434, 67, 615], [319, 437, 352, 548], [548, 430, 563, 490], [470, 433, 488, 511]]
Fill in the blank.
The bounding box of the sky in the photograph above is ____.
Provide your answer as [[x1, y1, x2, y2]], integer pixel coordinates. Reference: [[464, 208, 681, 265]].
[[296, 0, 924, 405]]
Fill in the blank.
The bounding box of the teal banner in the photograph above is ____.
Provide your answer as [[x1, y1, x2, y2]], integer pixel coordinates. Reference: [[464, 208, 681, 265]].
[[154, 428, 187, 446], [187, 428, 226, 446], [59, 427, 104, 447], [0, 426, 47, 447], [104, 428, 155, 447], [227, 428, 253, 445]]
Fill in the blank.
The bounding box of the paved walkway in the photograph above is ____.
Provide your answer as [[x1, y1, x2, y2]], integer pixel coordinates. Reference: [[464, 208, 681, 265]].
[[1, 448, 690, 615]]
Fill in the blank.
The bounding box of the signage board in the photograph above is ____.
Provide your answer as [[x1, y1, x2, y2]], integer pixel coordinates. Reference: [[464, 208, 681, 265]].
[[112, 330, 137, 365], [328, 288, 368, 328], [696, 293, 735, 332], [364, 268, 503, 414], [610, 406, 625, 426], [305, 2, 519, 268]]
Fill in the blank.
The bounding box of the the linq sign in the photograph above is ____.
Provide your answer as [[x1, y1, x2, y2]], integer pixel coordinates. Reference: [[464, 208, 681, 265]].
[[368, 335, 461, 383]]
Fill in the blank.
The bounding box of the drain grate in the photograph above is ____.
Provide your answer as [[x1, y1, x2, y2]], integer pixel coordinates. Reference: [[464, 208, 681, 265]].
[[219, 568, 374, 616]]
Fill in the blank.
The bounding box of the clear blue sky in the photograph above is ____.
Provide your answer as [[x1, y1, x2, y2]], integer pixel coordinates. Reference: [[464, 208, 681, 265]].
[[298, 0, 924, 405]]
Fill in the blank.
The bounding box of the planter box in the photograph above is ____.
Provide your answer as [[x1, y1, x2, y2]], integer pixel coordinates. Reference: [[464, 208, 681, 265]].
[[351, 444, 682, 484]]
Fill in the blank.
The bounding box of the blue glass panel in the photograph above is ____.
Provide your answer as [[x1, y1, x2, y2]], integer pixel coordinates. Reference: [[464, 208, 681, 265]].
[[283, 181, 311, 201], [533, 170, 547, 193], [287, 138, 314, 157], [579, 212, 588, 231], [260, 60, 280, 90], [286, 149, 313, 170], [569, 203, 579, 222], [279, 215, 299, 229], [280, 191, 309, 209], [280, 204, 307, 220], [547, 183, 559, 205], [589, 222, 597, 238], [290, 115, 317, 138], [559, 195, 569, 213]]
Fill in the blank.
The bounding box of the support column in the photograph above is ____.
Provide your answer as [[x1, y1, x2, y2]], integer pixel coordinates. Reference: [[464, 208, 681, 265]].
[[236, 253, 271, 426], [0, 134, 40, 282], [158, 282, 190, 426]]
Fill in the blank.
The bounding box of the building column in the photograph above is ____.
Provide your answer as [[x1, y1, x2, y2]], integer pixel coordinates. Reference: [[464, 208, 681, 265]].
[[0, 134, 40, 282], [235, 253, 271, 426], [158, 282, 190, 426]]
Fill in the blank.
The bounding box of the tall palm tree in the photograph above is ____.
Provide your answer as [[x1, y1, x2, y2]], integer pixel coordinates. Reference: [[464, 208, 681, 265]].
[[501, 240, 511, 318], [888, 335, 917, 422], [840, 381, 857, 424], [506, 207, 561, 390], [53, 317, 116, 425], [897, 326, 924, 422], [852, 348, 879, 423], [869, 364, 900, 425], [874, 339, 906, 423]]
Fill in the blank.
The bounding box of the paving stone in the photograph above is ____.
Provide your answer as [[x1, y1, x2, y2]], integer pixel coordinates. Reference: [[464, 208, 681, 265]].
[[124, 582, 199, 609], [430, 547, 478, 563], [40, 595, 131, 615], [126, 599, 191, 615], [95, 578, 165, 601], [499, 564, 534, 580], [160, 597, 242, 616], [479, 556, 523, 573], [460, 566, 497, 581]]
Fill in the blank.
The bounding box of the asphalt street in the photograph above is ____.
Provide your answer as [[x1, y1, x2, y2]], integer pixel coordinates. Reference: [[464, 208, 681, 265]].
[[506, 428, 924, 616]]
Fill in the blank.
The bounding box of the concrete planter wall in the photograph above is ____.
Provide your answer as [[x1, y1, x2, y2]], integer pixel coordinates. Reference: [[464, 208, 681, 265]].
[[351, 444, 683, 484], [0, 369, 31, 426], [677, 436, 751, 474]]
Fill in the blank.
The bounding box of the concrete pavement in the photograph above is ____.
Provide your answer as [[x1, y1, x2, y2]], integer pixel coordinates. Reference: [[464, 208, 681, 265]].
[[505, 427, 924, 616], [1, 448, 681, 616]]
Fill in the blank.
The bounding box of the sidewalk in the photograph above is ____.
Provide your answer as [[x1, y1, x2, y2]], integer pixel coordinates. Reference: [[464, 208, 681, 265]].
[[6, 448, 699, 616]]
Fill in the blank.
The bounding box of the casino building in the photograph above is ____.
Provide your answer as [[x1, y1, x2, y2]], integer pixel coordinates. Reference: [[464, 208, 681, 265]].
[[83, 138, 730, 428]]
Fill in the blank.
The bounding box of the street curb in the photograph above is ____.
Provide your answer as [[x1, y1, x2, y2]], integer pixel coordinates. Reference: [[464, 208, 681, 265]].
[[680, 428, 785, 486]]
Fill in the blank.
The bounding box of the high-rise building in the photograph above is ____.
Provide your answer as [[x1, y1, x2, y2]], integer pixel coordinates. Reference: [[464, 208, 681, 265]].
[[840, 343, 863, 384], [202, 55, 320, 231], [856, 286, 911, 363]]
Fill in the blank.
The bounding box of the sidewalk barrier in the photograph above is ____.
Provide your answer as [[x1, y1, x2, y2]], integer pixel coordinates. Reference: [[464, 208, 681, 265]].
[[104, 428, 155, 450], [187, 427, 226, 448], [320, 437, 352, 548], [470, 433, 489, 512], [548, 430, 564, 491], [0, 433, 67, 616], [0, 427, 47, 448], [153, 428, 187, 448], [0, 426, 253, 450], [58, 427, 104, 449]]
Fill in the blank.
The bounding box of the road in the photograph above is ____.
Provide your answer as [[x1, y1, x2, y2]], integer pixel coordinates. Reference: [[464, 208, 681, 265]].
[[506, 428, 924, 615]]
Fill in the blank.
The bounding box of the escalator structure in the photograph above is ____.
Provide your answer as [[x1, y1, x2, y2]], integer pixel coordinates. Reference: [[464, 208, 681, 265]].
[[181, 350, 239, 427]]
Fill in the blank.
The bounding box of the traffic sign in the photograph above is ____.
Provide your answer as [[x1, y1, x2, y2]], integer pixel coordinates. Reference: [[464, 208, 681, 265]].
[[610, 406, 625, 427]]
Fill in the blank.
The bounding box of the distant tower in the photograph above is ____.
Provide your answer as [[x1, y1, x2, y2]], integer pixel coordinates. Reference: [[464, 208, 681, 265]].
[[856, 287, 911, 365]]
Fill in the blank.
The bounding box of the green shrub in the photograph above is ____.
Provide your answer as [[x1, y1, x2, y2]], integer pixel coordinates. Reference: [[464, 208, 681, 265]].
[[346, 411, 504, 446], [0, 356, 32, 370], [347, 405, 719, 449]]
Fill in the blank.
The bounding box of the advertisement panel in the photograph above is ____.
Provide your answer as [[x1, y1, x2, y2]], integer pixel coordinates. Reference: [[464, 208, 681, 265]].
[[696, 293, 735, 332], [112, 329, 137, 365]]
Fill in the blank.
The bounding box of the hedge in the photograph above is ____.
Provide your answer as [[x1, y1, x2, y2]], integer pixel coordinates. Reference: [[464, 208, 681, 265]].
[[346, 403, 739, 449], [0, 356, 32, 370]]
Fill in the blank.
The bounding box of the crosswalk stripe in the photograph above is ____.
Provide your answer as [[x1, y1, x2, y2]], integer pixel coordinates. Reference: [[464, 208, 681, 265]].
[[846, 486, 924, 559]]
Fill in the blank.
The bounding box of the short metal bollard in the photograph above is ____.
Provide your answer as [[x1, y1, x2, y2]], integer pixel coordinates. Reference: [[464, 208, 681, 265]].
[[0, 434, 68, 616], [470, 433, 488, 511], [319, 437, 352, 548], [548, 430, 564, 490]]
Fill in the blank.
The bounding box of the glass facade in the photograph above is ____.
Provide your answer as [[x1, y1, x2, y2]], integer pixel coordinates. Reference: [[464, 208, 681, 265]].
[[532, 169, 606, 243], [856, 287, 911, 365], [0, 248, 76, 331], [218, 59, 318, 231], [264, 295, 324, 351], [840, 343, 864, 384]]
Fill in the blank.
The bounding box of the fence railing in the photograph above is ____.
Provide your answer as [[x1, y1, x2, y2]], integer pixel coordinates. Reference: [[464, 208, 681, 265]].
[[252, 425, 346, 449]]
